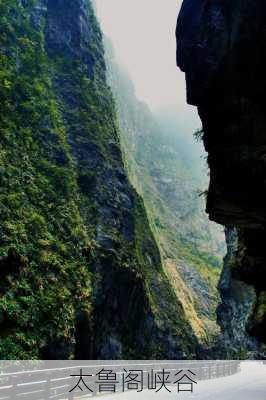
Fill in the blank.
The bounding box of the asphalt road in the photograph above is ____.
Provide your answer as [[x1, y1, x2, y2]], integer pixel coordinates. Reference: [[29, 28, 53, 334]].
[[99, 362, 266, 400]]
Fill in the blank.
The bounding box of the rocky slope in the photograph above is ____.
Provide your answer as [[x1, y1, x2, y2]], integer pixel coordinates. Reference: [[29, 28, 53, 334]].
[[105, 40, 225, 345], [0, 0, 198, 359], [176, 0, 266, 356]]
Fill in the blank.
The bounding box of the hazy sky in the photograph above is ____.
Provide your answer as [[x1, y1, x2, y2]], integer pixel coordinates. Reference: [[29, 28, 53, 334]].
[[95, 0, 200, 133]]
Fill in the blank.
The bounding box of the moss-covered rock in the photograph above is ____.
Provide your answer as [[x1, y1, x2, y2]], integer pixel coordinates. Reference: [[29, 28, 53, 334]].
[[0, 0, 198, 359]]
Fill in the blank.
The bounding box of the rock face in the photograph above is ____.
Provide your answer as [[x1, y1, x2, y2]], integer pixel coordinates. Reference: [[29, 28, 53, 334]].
[[105, 40, 225, 344], [176, 0, 266, 354], [0, 0, 199, 359], [216, 228, 258, 357]]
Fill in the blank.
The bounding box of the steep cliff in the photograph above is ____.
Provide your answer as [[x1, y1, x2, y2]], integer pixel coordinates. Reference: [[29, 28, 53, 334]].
[[0, 0, 198, 359], [176, 0, 266, 355], [105, 40, 225, 345]]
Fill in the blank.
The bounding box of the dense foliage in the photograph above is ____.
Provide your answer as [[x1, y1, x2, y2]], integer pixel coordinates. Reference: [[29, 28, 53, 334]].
[[0, 0, 198, 359], [0, 0, 94, 358]]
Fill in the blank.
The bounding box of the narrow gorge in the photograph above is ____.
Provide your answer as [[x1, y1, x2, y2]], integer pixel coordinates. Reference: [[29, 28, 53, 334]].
[[104, 38, 225, 347], [0, 0, 264, 361]]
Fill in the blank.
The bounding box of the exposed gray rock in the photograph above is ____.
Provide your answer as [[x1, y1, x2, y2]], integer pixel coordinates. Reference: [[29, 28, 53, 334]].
[[216, 228, 258, 357]]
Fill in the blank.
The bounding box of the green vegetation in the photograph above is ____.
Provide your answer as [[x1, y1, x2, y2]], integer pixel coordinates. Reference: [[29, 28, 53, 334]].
[[0, 0, 199, 359], [106, 42, 225, 341], [0, 0, 94, 358], [194, 128, 204, 142]]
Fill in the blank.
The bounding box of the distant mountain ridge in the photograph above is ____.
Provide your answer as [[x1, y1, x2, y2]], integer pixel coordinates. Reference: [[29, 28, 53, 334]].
[[105, 38, 226, 344]]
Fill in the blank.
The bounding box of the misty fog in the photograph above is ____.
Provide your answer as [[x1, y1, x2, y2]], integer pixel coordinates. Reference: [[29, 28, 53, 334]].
[[95, 0, 201, 141]]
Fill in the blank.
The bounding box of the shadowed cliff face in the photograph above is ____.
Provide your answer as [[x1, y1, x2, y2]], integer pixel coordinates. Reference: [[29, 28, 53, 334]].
[[43, 0, 198, 359], [176, 0, 266, 354]]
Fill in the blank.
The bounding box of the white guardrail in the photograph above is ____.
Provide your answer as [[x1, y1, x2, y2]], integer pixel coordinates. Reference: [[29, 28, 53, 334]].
[[0, 361, 241, 400]]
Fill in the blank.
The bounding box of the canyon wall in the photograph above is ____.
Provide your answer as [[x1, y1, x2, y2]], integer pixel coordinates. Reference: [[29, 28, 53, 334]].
[[105, 39, 225, 345], [176, 0, 266, 356], [0, 0, 198, 359]]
